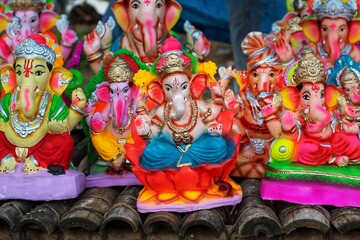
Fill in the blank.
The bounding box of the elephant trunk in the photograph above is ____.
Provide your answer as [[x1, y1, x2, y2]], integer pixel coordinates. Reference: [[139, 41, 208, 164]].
[[19, 84, 37, 120], [352, 93, 360, 105], [170, 94, 186, 120], [326, 35, 341, 62], [307, 103, 332, 133], [139, 12, 158, 57], [113, 98, 125, 127]]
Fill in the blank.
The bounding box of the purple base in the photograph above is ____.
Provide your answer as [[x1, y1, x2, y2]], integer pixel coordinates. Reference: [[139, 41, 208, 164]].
[[137, 194, 242, 213], [0, 163, 86, 201], [261, 178, 360, 207], [85, 172, 142, 188]]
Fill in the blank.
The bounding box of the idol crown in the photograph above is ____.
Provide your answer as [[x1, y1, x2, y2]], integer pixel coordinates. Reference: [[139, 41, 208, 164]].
[[107, 58, 134, 83], [313, 0, 357, 21], [14, 37, 56, 65], [340, 67, 360, 86], [8, 0, 46, 12], [292, 46, 327, 85], [156, 53, 192, 79]]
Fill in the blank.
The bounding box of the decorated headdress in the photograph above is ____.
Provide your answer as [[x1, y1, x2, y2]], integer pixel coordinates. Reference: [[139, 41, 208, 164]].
[[340, 67, 360, 85], [312, 0, 357, 21], [8, 0, 45, 12], [292, 46, 327, 85], [104, 53, 142, 84], [241, 31, 282, 70], [14, 33, 63, 67], [155, 37, 193, 79], [327, 55, 360, 86]]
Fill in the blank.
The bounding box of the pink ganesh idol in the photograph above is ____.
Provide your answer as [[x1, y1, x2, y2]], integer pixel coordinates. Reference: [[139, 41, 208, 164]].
[[300, 0, 360, 69], [0, 0, 80, 67], [261, 47, 360, 207], [84, 49, 149, 188]]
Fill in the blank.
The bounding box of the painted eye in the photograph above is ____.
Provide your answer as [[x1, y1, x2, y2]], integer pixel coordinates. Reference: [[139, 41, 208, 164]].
[[30, 17, 37, 23], [109, 88, 114, 94], [166, 87, 171, 91], [16, 70, 21, 76], [340, 27, 346, 32], [156, 3, 163, 8], [182, 84, 188, 90], [302, 94, 310, 100], [35, 71, 44, 76], [322, 26, 327, 32], [123, 88, 129, 93], [131, 3, 139, 9], [252, 72, 258, 77], [269, 73, 275, 78]]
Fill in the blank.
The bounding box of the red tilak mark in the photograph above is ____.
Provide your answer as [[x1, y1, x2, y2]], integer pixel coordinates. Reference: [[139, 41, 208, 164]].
[[312, 84, 320, 91], [144, 0, 151, 5], [329, 23, 337, 30], [173, 77, 180, 88], [24, 59, 34, 78]]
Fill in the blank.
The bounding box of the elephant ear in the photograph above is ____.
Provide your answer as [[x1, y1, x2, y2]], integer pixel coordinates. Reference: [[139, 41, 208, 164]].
[[348, 18, 360, 44], [0, 64, 16, 94], [279, 86, 300, 111], [165, 0, 182, 31], [325, 84, 341, 109], [39, 10, 59, 33], [112, 0, 130, 32], [147, 81, 164, 104], [301, 18, 321, 43], [95, 82, 110, 102], [48, 67, 72, 96], [0, 13, 9, 33], [190, 73, 206, 99]]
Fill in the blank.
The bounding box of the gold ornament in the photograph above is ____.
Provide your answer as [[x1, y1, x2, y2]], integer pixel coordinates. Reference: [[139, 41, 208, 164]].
[[292, 47, 327, 85], [107, 58, 134, 83], [164, 96, 197, 145], [8, 0, 45, 12], [340, 67, 360, 86], [156, 53, 192, 79]]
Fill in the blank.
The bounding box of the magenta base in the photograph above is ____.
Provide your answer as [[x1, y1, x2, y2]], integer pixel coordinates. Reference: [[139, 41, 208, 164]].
[[0, 163, 86, 200], [85, 172, 142, 188], [260, 178, 360, 207]]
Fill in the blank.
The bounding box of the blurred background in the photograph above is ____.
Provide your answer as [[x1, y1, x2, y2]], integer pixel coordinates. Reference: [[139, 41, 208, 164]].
[[55, 0, 287, 84]]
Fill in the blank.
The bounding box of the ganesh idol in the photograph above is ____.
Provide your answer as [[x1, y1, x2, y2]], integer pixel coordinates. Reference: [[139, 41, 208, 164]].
[[218, 32, 285, 178], [0, 0, 80, 68], [298, 0, 360, 69], [84, 49, 149, 188], [0, 33, 87, 200], [125, 37, 242, 213], [261, 47, 360, 207]]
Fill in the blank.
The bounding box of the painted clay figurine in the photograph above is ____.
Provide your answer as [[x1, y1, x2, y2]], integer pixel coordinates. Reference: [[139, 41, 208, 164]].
[[125, 37, 242, 212], [301, 0, 360, 69], [218, 32, 284, 178], [84, 49, 148, 187], [328, 55, 360, 132], [261, 48, 360, 207], [84, 0, 210, 74], [0, 33, 86, 200], [0, 0, 80, 67]]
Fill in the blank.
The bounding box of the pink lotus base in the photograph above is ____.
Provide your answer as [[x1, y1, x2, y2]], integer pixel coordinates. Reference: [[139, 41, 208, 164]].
[[85, 172, 142, 188], [260, 178, 360, 207], [0, 163, 86, 201]]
